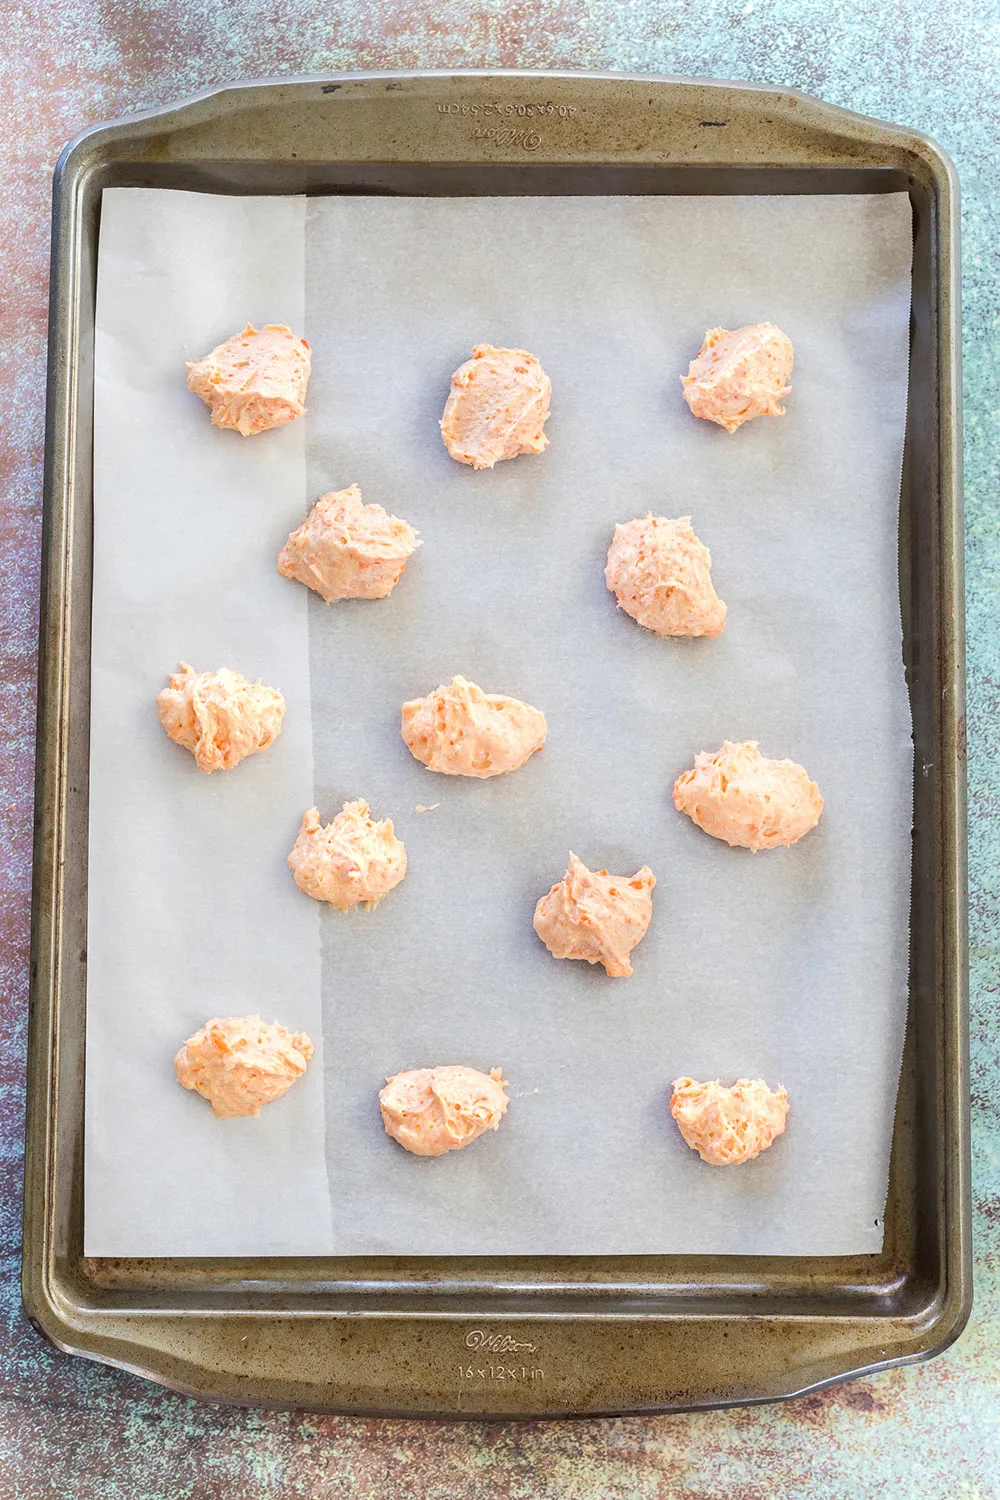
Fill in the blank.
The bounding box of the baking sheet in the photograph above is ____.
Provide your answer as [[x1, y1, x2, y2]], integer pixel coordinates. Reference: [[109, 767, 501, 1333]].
[[87, 188, 913, 1256]]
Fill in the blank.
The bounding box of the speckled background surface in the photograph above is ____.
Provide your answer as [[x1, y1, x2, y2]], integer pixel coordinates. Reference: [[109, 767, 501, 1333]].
[[1, 2, 997, 1496]]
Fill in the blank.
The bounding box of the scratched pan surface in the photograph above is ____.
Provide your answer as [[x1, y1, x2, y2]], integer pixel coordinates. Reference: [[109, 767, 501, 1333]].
[[23, 71, 969, 1417]]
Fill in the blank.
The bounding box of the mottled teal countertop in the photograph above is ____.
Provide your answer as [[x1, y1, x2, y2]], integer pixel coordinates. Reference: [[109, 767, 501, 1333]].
[[1, 2, 997, 1494]]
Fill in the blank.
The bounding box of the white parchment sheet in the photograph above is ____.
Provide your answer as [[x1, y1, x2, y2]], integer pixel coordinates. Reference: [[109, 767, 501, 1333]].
[[86, 192, 331, 1255], [88, 188, 913, 1256]]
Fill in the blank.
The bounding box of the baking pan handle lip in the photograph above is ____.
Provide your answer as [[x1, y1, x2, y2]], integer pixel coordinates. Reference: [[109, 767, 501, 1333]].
[[49, 68, 961, 183], [14, 1289, 977, 1419]]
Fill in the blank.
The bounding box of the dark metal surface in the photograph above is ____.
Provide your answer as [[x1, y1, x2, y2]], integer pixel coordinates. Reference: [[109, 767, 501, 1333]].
[[23, 70, 969, 1417]]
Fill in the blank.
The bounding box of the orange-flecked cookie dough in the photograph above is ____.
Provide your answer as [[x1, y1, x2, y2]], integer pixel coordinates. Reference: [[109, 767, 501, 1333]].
[[379, 1065, 509, 1156], [605, 514, 727, 637], [288, 800, 407, 910], [441, 344, 551, 469], [670, 1076, 789, 1165], [533, 853, 656, 978], [187, 322, 311, 436], [673, 740, 823, 852], [681, 323, 793, 434], [401, 675, 547, 778], [278, 484, 419, 602], [156, 663, 285, 773], [174, 1015, 313, 1119]]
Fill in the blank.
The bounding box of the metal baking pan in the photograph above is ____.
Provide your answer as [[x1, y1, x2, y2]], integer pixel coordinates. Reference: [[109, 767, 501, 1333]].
[[24, 70, 969, 1417]]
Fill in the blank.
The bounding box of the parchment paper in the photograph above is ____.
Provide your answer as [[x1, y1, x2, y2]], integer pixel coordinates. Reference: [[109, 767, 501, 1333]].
[[88, 188, 913, 1257], [86, 192, 332, 1255]]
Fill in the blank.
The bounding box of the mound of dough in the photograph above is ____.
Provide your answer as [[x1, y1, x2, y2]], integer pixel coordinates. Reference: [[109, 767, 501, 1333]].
[[670, 1076, 789, 1165], [379, 1065, 509, 1156], [673, 740, 823, 851], [401, 675, 547, 778], [278, 483, 420, 602], [440, 344, 551, 469], [156, 663, 285, 773], [174, 1015, 313, 1118], [288, 800, 407, 910], [605, 513, 727, 637], [681, 323, 793, 434], [187, 322, 311, 436], [533, 853, 656, 978]]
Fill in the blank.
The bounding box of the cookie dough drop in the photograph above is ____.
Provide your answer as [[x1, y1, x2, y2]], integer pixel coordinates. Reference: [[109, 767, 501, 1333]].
[[174, 1015, 313, 1118], [533, 853, 655, 977], [670, 1076, 789, 1165], [401, 675, 547, 777], [681, 323, 792, 433], [187, 323, 311, 436], [278, 484, 419, 602], [288, 800, 407, 910], [605, 514, 727, 637], [156, 663, 285, 773], [441, 344, 551, 468], [673, 741, 823, 851], [379, 1065, 509, 1156]]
